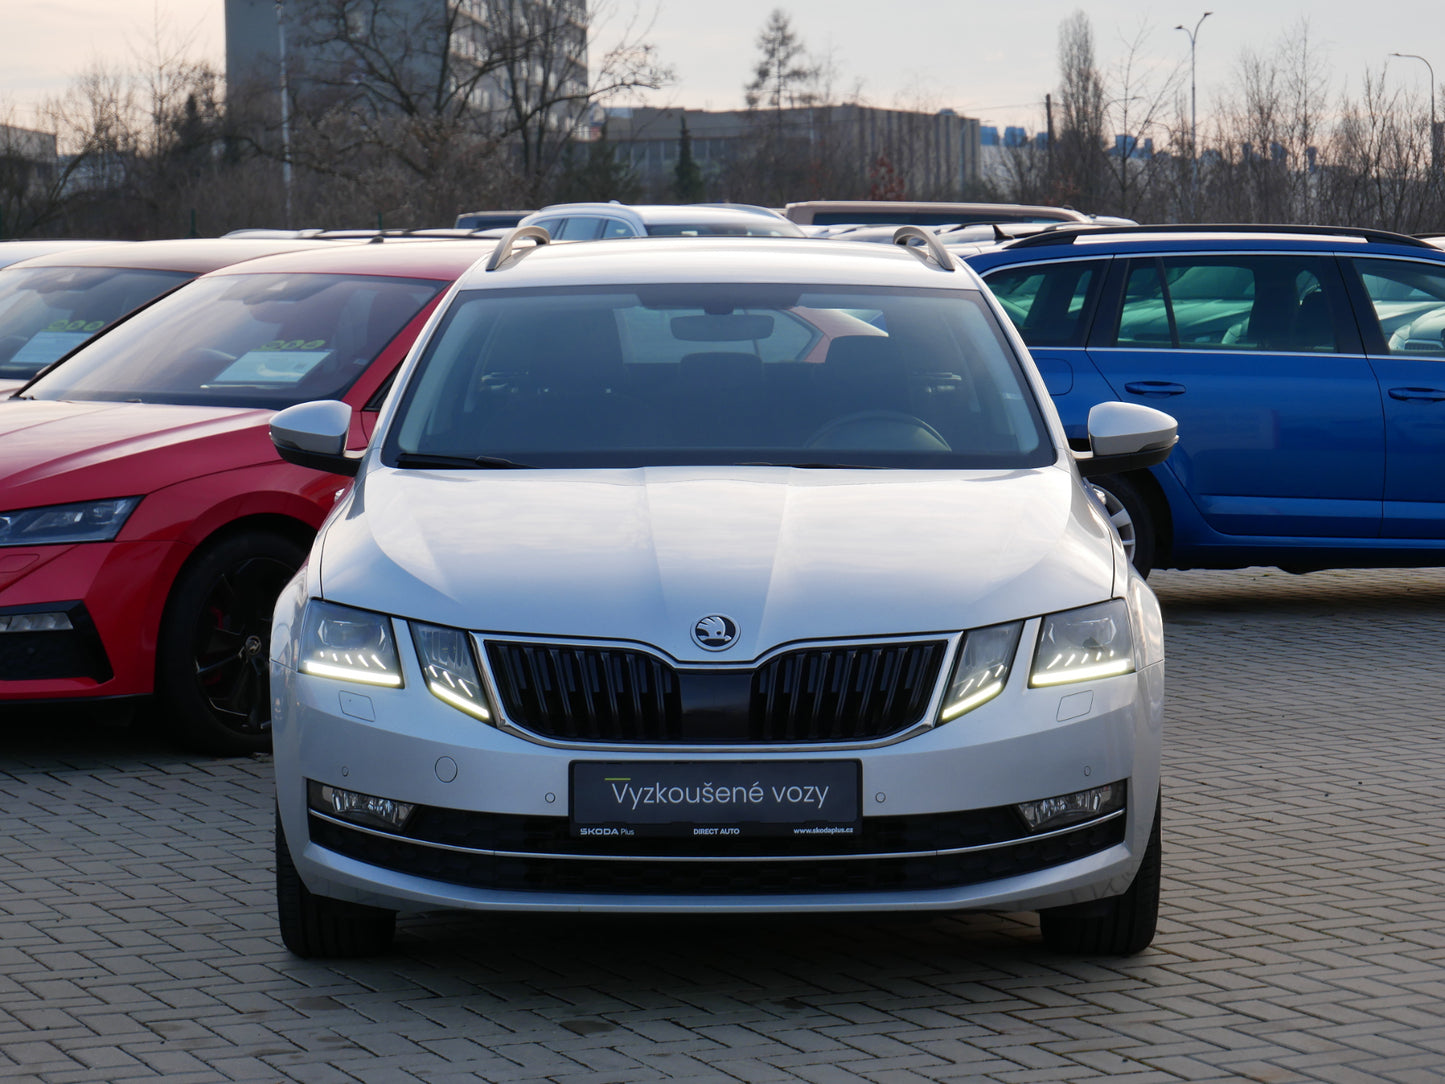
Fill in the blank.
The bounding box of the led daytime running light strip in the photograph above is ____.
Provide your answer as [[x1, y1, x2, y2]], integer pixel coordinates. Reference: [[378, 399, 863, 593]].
[[427, 679, 490, 719], [301, 659, 403, 687], [1030, 657, 1133, 687], [939, 679, 1004, 721]]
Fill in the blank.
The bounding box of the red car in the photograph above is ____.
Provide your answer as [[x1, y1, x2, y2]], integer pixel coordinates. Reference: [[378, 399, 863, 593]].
[[0, 239, 500, 753], [0, 238, 357, 397]]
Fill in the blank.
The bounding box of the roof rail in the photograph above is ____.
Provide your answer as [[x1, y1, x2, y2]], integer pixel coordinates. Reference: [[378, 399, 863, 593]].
[[485, 224, 551, 271], [1003, 222, 1436, 250], [893, 225, 954, 270]]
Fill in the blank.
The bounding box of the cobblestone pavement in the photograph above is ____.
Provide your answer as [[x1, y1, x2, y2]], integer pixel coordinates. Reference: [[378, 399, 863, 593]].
[[4, 567, 1445, 1083]]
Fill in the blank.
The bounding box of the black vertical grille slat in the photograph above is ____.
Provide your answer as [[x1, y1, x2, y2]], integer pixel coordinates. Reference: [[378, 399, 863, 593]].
[[486, 639, 946, 744]]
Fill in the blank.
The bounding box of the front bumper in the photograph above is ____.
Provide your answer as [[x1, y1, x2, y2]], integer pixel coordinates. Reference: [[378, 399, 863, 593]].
[[0, 541, 174, 700], [272, 626, 1164, 916]]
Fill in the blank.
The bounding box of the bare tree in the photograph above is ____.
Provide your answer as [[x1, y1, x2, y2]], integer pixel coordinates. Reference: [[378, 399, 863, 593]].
[[269, 0, 668, 220], [730, 10, 834, 205], [1097, 23, 1181, 220], [1053, 10, 1108, 209]]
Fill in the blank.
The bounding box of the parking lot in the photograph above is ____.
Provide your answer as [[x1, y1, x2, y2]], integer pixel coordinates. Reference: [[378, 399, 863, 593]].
[[3, 565, 1445, 1083]]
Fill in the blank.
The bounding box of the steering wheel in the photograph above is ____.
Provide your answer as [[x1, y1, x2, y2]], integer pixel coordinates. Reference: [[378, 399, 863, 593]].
[[804, 410, 951, 451]]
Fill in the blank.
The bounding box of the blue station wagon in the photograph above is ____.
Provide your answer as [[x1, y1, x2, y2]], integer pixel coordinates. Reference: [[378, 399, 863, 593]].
[[963, 224, 1445, 574]]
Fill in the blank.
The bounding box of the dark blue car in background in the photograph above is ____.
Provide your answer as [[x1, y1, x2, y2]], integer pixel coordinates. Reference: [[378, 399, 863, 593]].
[[963, 224, 1445, 575]]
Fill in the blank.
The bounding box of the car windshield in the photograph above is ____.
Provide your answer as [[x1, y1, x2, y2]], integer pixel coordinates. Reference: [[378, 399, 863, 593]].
[[0, 266, 193, 380], [25, 272, 442, 408], [644, 222, 799, 237], [385, 283, 1054, 469]]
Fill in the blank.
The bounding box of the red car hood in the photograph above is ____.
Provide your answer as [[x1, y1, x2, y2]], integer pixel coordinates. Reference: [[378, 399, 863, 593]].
[[0, 399, 276, 509]]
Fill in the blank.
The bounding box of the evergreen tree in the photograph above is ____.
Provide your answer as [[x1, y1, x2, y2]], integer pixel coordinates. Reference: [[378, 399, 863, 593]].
[[672, 117, 704, 202]]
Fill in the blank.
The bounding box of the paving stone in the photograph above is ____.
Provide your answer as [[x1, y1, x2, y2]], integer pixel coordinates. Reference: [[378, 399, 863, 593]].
[[5, 568, 1445, 1080]]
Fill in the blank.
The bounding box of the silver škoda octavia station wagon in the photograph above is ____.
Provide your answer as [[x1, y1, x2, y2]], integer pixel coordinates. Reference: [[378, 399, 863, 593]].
[[268, 227, 1176, 958]]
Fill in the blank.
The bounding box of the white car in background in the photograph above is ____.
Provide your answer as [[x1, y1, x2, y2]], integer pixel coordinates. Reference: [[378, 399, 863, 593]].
[[267, 227, 1175, 959], [519, 202, 802, 239]]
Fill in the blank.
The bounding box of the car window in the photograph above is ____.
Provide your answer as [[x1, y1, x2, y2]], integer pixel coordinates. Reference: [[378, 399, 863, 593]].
[[25, 273, 441, 408], [644, 221, 799, 237], [983, 260, 1102, 347], [599, 218, 636, 238], [0, 266, 194, 380], [1112, 255, 1340, 353], [555, 216, 606, 240], [1349, 257, 1445, 355], [387, 284, 1053, 470]]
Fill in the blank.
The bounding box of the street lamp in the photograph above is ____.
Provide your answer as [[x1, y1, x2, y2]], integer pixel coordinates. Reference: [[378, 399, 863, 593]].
[[1390, 52, 1437, 179], [1175, 12, 1212, 221], [276, 0, 294, 227]]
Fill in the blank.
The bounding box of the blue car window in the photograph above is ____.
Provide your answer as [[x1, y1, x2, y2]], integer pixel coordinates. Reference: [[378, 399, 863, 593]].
[[983, 261, 1101, 347], [1350, 258, 1445, 355], [1114, 255, 1341, 354]]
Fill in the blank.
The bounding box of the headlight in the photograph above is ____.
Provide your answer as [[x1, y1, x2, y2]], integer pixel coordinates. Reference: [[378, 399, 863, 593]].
[[938, 621, 1023, 721], [298, 600, 403, 687], [1030, 599, 1135, 687], [411, 621, 494, 721], [0, 497, 140, 546]]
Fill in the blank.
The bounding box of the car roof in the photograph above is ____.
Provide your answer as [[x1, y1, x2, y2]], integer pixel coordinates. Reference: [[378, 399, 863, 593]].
[[785, 200, 1091, 225], [0, 239, 130, 270], [196, 238, 505, 279], [528, 202, 794, 225], [972, 222, 1440, 259], [455, 234, 977, 291], [6, 236, 354, 274]]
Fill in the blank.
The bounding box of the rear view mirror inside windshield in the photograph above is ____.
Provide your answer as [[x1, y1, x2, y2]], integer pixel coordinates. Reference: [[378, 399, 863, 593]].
[[671, 313, 775, 342]]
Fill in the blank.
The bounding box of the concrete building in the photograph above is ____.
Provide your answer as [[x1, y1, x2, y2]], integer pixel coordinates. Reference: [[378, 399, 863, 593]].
[[225, 0, 588, 130], [601, 105, 981, 201]]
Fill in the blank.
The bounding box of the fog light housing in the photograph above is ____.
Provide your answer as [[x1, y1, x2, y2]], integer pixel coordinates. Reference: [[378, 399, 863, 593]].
[[1017, 781, 1125, 832], [0, 611, 73, 633], [308, 780, 414, 831]]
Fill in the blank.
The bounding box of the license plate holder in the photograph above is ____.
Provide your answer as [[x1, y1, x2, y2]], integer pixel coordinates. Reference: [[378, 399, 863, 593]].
[[570, 760, 861, 839]]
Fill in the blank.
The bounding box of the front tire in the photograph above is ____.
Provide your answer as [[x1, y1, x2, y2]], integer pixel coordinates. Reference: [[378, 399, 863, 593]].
[[156, 530, 308, 755], [275, 811, 396, 958], [1039, 795, 1161, 956], [1090, 474, 1156, 577]]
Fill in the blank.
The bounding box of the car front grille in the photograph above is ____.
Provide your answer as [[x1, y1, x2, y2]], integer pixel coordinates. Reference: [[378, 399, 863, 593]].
[[485, 638, 948, 744], [308, 804, 1125, 896]]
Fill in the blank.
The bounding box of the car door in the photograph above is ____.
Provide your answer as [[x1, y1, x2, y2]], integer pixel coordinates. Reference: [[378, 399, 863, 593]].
[[1343, 254, 1445, 537], [976, 256, 1112, 446], [1083, 252, 1381, 538]]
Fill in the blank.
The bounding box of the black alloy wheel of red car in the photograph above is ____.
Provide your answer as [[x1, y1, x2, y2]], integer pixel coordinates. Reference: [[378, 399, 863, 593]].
[[157, 529, 309, 756]]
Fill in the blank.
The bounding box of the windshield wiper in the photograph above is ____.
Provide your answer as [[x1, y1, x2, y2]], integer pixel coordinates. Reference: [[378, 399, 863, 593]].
[[394, 452, 533, 469]]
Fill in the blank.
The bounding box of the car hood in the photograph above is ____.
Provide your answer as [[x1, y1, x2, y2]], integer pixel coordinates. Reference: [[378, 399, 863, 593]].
[[0, 399, 274, 506], [320, 465, 1116, 662]]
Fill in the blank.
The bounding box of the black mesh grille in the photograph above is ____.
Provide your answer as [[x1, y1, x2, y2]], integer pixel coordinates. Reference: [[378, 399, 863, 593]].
[[309, 809, 1124, 896], [749, 642, 944, 742], [487, 642, 682, 742], [486, 639, 946, 743]]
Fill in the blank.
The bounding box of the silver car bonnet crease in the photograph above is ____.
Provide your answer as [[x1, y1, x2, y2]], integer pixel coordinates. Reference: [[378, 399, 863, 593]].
[[315, 463, 1117, 660]]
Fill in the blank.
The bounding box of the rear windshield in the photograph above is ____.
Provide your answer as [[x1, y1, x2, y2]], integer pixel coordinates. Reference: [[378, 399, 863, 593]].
[[25, 272, 442, 408], [0, 266, 192, 380], [385, 283, 1054, 470], [812, 210, 1074, 226], [644, 221, 801, 237]]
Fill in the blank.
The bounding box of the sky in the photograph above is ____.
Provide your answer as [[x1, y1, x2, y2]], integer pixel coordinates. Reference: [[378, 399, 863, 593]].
[[1, 1, 1441, 134]]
